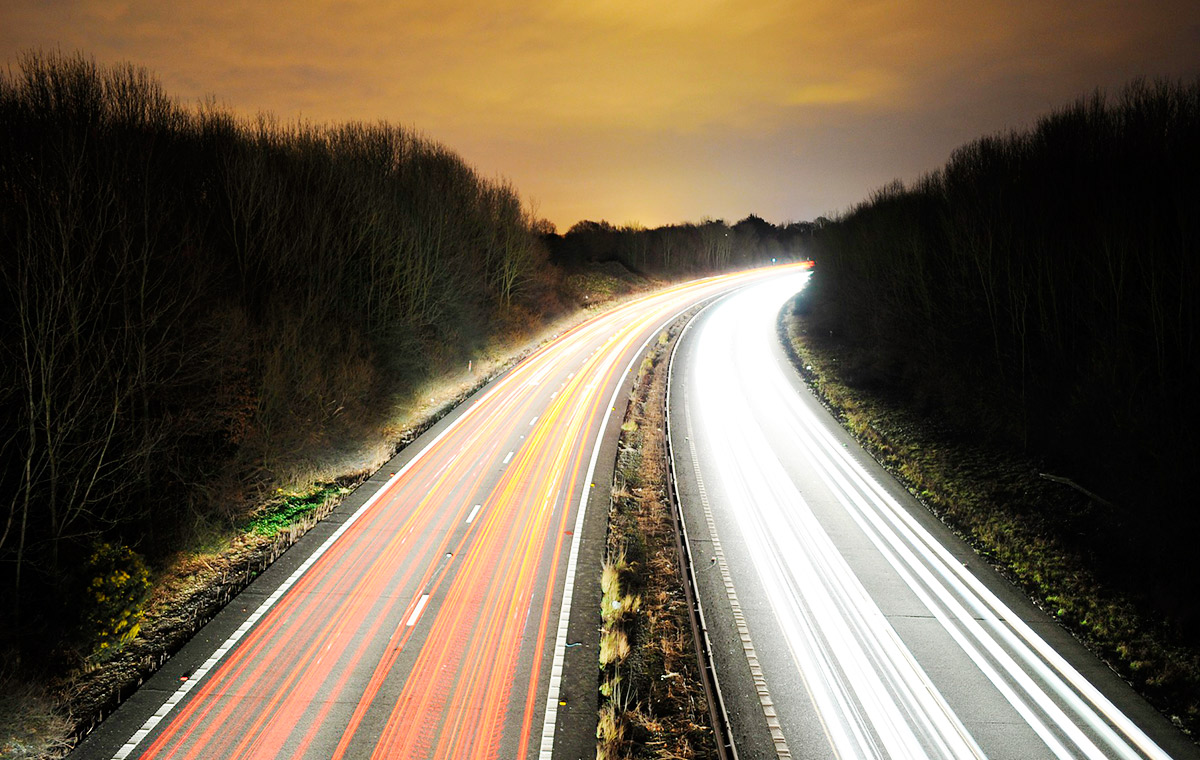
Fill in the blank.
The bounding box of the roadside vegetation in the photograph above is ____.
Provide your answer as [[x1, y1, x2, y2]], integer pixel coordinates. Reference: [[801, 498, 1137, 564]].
[[0, 50, 791, 757], [7, 44, 1192, 759], [783, 310, 1200, 735], [0, 47, 559, 667], [598, 325, 715, 759], [545, 215, 816, 275], [794, 77, 1200, 734]]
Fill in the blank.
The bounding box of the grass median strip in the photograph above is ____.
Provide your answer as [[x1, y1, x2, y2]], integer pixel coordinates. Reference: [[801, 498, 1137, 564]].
[[598, 324, 715, 760]]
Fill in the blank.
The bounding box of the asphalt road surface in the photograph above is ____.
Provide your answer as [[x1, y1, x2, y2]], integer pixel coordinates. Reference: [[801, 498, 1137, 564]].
[[669, 272, 1199, 760], [70, 266, 801, 760]]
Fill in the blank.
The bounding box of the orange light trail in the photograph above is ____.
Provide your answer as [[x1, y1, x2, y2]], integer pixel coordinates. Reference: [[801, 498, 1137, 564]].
[[124, 265, 805, 760]]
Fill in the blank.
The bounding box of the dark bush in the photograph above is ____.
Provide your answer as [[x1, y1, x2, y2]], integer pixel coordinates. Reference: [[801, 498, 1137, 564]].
[[0, 50, 555, 665], [806, 77, 1200, 632]]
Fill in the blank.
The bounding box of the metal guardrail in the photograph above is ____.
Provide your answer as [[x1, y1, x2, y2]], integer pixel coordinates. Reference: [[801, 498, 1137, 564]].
[[662, 308, 738, 760]]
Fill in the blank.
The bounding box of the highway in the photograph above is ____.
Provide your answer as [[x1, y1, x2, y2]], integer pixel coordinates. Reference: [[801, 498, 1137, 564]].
[[668, 273, 1200, 760], [70, 266, 799, 760]]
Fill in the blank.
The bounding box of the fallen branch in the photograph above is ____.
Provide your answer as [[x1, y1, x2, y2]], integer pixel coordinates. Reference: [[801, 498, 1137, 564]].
[[1038, 473, 1115, 509]]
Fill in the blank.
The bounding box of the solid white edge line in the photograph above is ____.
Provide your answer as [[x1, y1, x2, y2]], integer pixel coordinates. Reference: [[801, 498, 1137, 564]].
[[113, 270, 790, 760], [824, 422, 1173, 759], [677, 294, 792, 759], [769, 292, 1171, 759], [110, 375, 510, 760], [537, 297, 714, 759]]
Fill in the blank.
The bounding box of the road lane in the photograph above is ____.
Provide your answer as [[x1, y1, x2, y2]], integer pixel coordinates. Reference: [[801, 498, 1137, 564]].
[[669, 273, 1199, 760], [71, 265, 802, 760]]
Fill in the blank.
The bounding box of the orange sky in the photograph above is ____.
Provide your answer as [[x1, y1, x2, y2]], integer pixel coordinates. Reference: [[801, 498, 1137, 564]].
[[4, 0, 1198, 231]]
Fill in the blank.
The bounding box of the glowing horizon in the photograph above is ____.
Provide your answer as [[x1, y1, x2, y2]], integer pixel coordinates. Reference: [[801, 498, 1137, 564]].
[[3, 0, 1197, 231]]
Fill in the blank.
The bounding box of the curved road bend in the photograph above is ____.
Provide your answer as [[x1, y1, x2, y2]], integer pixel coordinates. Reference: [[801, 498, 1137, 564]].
[[669, 272, 1199, 760], [71, 265, 805, 760]]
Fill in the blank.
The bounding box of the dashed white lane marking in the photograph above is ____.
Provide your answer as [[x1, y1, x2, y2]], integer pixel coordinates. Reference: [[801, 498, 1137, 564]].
[[109, 404, 477, 760], [466, 504, 482, 524], [530, 416, 538, 426], [503, 451, 514, 464], [407, 594, 431, 626]]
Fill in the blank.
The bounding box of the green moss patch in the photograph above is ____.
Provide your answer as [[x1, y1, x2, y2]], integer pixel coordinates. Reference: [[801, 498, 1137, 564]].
[[245, 484, 349, 537]]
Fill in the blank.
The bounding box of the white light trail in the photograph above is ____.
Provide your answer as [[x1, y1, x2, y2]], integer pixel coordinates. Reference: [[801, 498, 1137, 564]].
[[689, 273, 1172, 760]]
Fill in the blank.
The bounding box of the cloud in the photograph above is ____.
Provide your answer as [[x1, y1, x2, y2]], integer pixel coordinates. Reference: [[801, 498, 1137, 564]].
[[3, 0, 1199, 229]]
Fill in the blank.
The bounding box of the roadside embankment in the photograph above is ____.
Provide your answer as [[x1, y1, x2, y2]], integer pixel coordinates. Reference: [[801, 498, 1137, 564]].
[[781, 300, 1200, 740], [0, 262, 655, 760]]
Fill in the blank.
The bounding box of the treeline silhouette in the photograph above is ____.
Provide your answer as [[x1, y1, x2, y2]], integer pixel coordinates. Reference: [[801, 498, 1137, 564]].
[[544, 215, 816, 274], [803, 79, 1200, 630], [0, 51, 559, 662]]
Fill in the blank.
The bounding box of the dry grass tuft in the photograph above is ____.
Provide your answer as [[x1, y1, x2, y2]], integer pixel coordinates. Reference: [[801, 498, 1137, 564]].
[[596, 310, 715, 759], [0, 667, 73, 759]]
